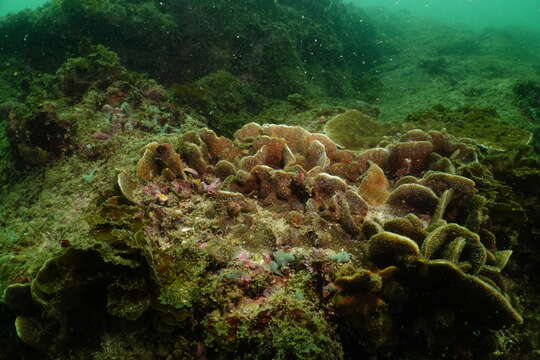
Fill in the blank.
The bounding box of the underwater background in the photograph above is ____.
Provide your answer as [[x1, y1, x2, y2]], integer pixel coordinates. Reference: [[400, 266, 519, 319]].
[[3, 0, 540, 30], [1, 0, 540, 359], [352, 0, 540, 31], [0, 0, 48, 15]]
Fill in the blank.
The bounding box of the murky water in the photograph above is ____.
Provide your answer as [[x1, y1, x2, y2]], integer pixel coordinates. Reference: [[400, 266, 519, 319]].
[[0, 0, 48, 16], [350, 0, 540, 31]]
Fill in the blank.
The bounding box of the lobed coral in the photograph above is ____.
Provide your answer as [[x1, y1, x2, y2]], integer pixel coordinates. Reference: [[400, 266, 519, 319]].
[[124, 122, 520, 356], [3, 120, 523, 359]]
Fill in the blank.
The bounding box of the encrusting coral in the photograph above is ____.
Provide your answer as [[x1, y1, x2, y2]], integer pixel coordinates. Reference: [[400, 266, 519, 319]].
[[2, 120, 523, 359]]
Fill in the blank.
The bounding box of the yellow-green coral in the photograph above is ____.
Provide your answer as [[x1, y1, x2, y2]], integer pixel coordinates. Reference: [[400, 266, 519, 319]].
[[324, 109, 397, 150]]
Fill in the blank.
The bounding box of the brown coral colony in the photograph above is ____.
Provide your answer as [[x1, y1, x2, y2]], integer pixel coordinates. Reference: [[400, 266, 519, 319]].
[[127, 120, 522, 333]]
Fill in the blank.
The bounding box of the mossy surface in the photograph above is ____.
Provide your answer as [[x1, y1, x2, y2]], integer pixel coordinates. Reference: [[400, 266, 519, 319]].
[[171, 71, 266, 137], [0, 0, 384, 100], [0, 120, 12, 185], [403, 105, 532, 150]]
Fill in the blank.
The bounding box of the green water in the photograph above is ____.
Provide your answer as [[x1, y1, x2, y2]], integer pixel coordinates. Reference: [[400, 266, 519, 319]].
[[0, 0, 48, 16], [353, 0, 540, 31], [6, 0, 540, 32], [4, 0, 540, 32]]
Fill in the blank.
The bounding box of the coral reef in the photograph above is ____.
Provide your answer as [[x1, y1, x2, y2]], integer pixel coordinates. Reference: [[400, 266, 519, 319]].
[[2, 120, 524, 359], [1, 1, 539, 357]]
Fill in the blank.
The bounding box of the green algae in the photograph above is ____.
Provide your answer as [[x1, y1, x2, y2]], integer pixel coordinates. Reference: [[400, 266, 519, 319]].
[[156, 245, 212, 311], [171, 71, 266, 137], [272, 250, 295, 272], [202, 272, 343, 360], [0, 121, 12, 184], [0, 0, 383, 101]]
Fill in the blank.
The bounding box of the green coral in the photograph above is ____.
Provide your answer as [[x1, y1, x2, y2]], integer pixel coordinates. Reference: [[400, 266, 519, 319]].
[[328, 251, 351, 263], [271, 250, 295, 275], [324, 109, 398, 150]]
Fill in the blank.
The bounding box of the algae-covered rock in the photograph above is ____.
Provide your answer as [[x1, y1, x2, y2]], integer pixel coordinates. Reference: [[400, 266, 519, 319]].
[[57, 44, 128, 99], [404, 105, 533, 150], [3, 44, 184, 167], [203, 272, 344, 360], [171, 71, 266, 136], [0, 0, 384, 102], [8, 102, 73, 165]]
